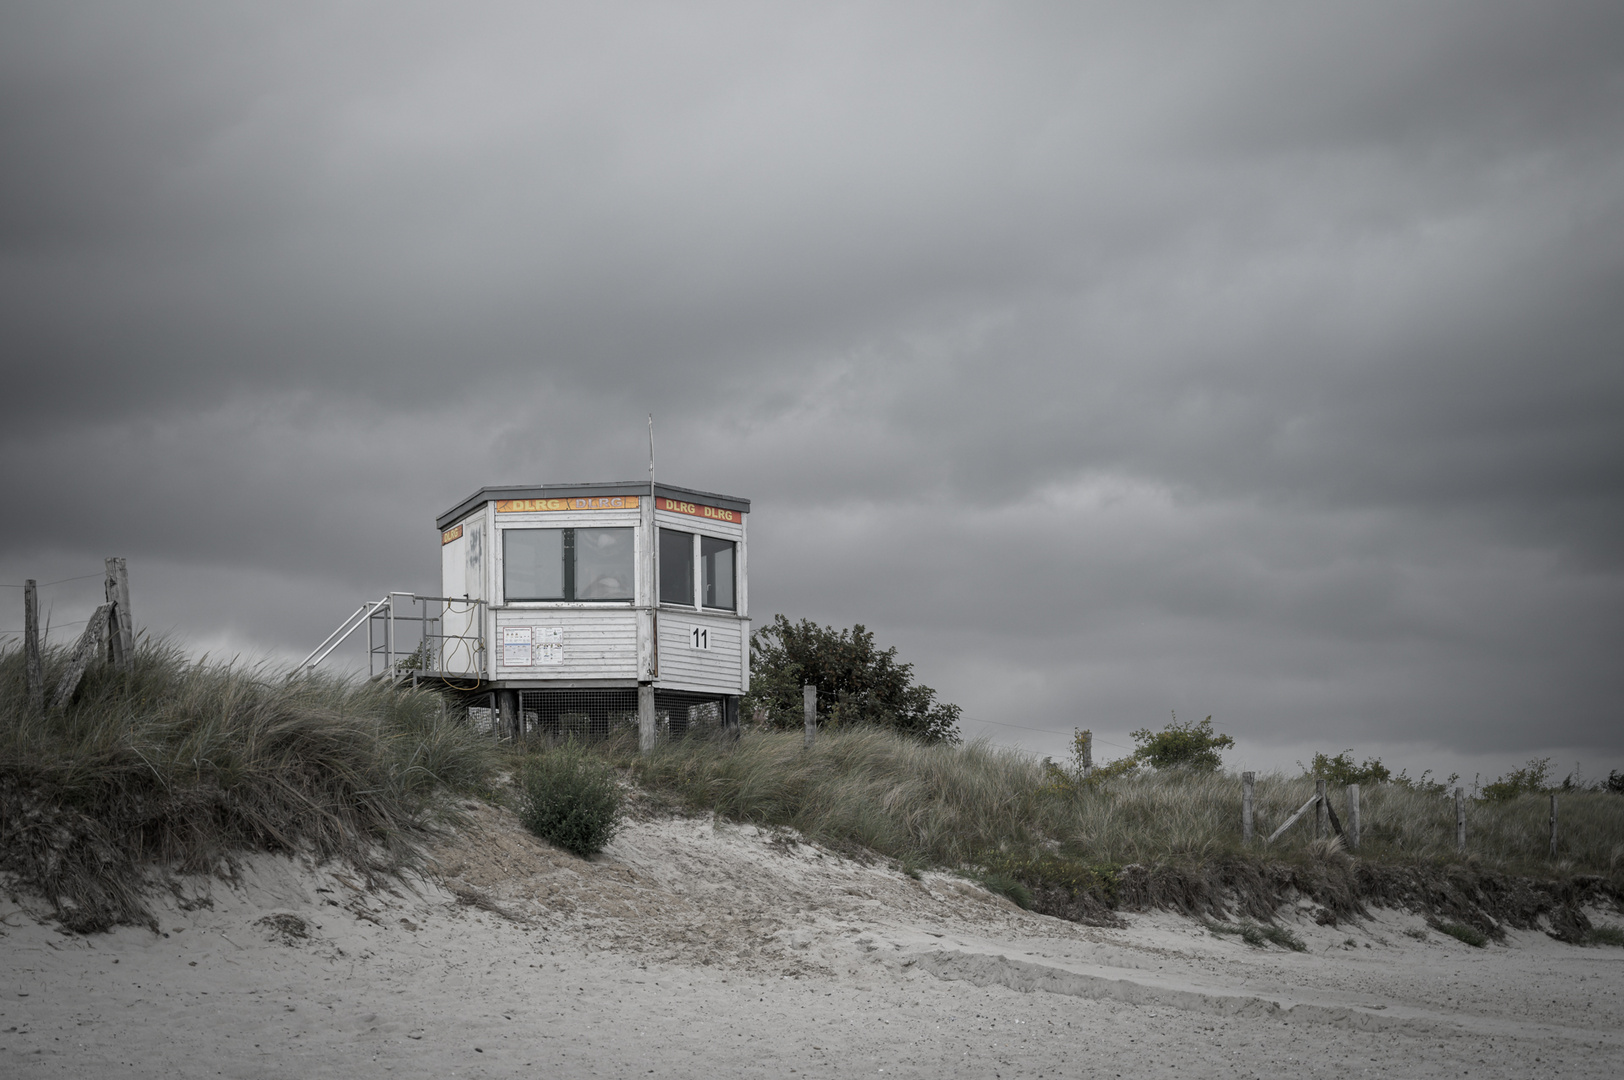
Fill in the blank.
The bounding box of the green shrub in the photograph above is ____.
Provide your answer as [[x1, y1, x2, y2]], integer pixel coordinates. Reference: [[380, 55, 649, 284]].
[[514, 747, 624, 857], [1302, 750, 1392, 786], [1586, 926, 1624, 947], [1432, 920, 1488, 947], [1480, 759, 1553, 803], [1129, 713, 1234, 772]]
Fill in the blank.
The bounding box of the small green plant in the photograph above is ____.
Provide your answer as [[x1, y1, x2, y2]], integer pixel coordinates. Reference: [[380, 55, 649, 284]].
[[1431, 920, 1488, 947], [1586, 926, 1624, 947], [1130, 713, 1234, 772], [974, 871, 1034, 909], [514, 746, 625, 857], [1202, 918, 1305, 951]]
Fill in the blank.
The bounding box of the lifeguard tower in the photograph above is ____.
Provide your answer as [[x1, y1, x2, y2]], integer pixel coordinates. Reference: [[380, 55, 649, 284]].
[[301, 481, 750, 745]]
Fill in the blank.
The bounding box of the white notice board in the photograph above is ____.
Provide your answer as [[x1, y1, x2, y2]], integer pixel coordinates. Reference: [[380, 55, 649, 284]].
[[501, 625, 563, 667]]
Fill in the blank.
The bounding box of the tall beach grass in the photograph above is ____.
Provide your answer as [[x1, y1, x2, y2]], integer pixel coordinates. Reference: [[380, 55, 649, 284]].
[[0, 640, 496, 931]]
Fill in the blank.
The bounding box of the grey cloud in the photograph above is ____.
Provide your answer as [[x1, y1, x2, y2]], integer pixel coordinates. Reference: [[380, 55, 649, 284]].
[[1, 1, 1620, 773]]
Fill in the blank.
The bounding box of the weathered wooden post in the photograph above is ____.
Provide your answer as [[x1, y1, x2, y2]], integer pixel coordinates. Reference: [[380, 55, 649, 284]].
[[499, 688, 519, 743], [1549, 793, 1558, 859], [1455, 788, 1466, 852], [1080, 730, 1093, 779], [24, 579, 44, 714], [1348, 784, 1361, 851], [1315, 778, 1328, 839], [803, 683, 817, 749], [638, 683, 656, 753], [104, 557, 134, 669], [1241, 772, 1255, 845]]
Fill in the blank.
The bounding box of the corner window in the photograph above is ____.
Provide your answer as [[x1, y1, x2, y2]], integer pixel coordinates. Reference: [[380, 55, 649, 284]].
[[701, 535, 735, 611], [504, 527, 634, 601], [659, 529, 694, 605]]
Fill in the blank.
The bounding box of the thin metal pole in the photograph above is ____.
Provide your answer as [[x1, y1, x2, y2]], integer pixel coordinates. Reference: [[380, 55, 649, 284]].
[[1241, 771, 1255, 845], [803, 683, 817, 749], [1348, 783, 1361, 851]]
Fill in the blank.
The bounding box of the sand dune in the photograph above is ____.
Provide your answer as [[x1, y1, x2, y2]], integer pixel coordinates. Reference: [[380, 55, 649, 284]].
[[3, 802, 1620, 1078]]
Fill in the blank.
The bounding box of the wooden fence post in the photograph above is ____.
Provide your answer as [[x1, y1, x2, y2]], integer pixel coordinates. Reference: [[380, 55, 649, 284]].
[[1241, 772, 1255, 844], [24, 579, 44, 714], [803, 684, 817, 748], [638, 683, 656, 753], [104, 557, 134, 669], [48, 603, 112, 711], [1080, 731, 1093, 779], [1315, 778, 1328, 839], [1348, 784, 1361, 851], [1455, 788, 1466, 853], [1549, 793, 1558, 859]]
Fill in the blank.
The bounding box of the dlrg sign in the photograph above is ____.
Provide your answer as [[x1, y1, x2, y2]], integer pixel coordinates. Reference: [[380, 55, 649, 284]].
[[657, 497, 738, 523]]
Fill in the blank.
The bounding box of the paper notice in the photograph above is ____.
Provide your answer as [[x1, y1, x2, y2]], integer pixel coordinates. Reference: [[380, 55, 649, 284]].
[[501, 626, 532, 667], [534, 626, 563, 664]]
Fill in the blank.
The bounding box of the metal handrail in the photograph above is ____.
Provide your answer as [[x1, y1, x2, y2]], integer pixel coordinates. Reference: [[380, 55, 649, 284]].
[[299, 596, 389, 671]]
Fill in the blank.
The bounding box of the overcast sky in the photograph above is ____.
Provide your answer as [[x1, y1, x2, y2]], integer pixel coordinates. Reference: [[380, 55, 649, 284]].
[[3, 1, 1620, 781]]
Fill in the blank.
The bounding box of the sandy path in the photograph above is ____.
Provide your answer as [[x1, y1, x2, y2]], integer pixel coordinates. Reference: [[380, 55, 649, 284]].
[[2, 804, 1620, 1078]]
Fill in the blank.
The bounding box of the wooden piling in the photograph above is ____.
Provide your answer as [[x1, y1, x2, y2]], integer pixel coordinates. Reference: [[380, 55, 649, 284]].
[[24, 580, 43, 714], [803, 683, 817, 749], [1241, 772, 1255, 844], [1549, 793, 1558, 859], [638, 683, 656, 753], [1348, 784, 1361, 851], [1315, 778, 1328, 839]]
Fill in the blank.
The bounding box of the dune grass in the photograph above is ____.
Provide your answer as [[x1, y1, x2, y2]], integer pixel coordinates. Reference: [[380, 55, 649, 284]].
[[0, 641, 496, 931], [616, 726, 1624, 875]]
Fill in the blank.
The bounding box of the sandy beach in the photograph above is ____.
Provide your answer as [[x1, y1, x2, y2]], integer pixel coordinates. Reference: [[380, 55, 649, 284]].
[[4, 803, 1621, 1078]]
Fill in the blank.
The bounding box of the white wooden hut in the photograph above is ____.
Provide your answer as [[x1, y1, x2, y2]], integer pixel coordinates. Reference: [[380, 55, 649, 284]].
[[303, 481, 750, 744]]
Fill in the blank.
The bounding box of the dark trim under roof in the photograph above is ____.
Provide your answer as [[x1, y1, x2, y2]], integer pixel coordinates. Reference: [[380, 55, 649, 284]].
[[436, 482, 751, 531]]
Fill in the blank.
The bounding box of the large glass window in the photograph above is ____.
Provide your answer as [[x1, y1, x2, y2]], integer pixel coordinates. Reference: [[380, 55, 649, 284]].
[[701, 535, 735, 610], [659, 529, 694, 605], [503, 527, 634, 601], [574, 528, 635, 599], [503, 529, 564, 600]]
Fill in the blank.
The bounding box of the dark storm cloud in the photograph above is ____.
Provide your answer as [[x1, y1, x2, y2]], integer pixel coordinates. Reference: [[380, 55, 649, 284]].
[[2, 2, 1621, 771]]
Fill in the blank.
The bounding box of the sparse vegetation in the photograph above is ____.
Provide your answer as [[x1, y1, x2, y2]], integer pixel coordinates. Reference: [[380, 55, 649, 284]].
[[610, 726, 1624, 935], [1587, 926, 1624, 947], [512, 743, 625, 857], [1302, 750, 1392, 786], [1432, 920, 1489, 947], [1203, 918, 1306, 951], [0, 640, 496, 932]]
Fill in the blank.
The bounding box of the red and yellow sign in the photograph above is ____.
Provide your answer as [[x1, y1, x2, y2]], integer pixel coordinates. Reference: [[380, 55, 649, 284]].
[[656, 496, 740, 523], [441, 524, 463, 545], [495, 496, 640, 513]]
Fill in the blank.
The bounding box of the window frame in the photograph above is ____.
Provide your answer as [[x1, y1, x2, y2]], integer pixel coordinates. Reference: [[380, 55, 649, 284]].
[[700, 534, 736, 612]]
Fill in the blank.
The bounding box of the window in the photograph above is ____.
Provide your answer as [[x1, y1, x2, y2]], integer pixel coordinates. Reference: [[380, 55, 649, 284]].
[[701, 535, 735, 610], [503, 527, 634, 601], [659, 529, 694, 605], [503, 529, 564, 600]]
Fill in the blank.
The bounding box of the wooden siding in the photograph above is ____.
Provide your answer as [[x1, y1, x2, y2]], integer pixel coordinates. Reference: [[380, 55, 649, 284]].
[[656, 609, 747, 694]]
